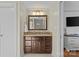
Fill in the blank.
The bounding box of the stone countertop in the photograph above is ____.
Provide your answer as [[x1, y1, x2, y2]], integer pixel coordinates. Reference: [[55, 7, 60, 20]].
[[24, 32, 52, 36], [64, 34, 79, 37]]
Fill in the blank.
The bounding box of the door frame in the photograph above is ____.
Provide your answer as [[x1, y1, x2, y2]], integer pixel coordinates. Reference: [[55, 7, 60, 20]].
[[60, 1, 64, 57]]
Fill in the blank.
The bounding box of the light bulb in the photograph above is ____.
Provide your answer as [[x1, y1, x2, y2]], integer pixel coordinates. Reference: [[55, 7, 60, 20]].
[[32, 12, 36, 15], [36, 12, 40, 15], [40, 12, 44, 15]]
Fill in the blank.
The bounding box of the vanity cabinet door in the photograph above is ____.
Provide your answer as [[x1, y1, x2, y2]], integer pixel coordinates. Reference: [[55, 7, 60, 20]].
[[31, 41, 36, 53], [45, 36, 52, 53], [32, 37, 40, 53], [35, 41, 40, 53], [40, 37, 45, 53]]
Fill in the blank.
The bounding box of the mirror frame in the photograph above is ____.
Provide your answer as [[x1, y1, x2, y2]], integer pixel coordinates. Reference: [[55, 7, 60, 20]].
[[28, 15, 47, 30]]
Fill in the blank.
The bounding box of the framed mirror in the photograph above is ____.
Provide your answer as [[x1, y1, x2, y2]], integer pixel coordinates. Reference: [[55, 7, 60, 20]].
[[28, 15, 47, 30]]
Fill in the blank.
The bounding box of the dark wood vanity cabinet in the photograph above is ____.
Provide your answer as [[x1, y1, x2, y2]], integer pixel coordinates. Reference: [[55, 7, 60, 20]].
[[24, 36, 52, 54]]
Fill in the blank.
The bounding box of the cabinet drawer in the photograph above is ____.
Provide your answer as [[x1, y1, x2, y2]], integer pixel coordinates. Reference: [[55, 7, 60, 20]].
[[25, 41, 31, 46], [67, 37, 79, 43], [45, 49, 52, 53], [24, 36, 31, 40], [45, 36, 52, 40], [68, 37, 79, 41], [69, 43, 79, 46], [68, 41, 79, 45], [32, 37, 43, 41], [24, 47, 31, 53], [68, 41, 79, 44]]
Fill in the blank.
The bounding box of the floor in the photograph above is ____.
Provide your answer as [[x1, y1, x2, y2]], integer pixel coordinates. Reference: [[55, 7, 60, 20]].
[[64, 49, 79, 57], [24, 54, 53, 57]]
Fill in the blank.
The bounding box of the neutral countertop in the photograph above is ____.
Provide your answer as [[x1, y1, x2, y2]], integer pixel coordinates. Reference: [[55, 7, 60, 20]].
[[64, 34, 79, 37], [24, 32, 52, 36]]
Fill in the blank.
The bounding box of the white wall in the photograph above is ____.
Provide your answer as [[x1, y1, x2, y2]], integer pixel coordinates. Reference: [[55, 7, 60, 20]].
[[64, 1, 79, 11], [20, 1, 60, 57], [64, 1, 79, 34]]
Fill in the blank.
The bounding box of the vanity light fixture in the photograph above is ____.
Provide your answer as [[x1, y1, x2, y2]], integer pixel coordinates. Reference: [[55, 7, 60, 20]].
[[32, 10, 44, 15]]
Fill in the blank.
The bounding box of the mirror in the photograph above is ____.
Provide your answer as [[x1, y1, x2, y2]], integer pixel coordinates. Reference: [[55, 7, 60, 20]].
[[28, 15, 47, 30]]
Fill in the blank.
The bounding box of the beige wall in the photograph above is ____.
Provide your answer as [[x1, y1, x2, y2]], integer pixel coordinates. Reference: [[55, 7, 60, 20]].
[[20, 1, 60, 57]]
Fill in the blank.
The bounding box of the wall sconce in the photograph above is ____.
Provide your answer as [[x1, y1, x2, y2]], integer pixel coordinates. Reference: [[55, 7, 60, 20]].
[[32, 10, 44, 15]]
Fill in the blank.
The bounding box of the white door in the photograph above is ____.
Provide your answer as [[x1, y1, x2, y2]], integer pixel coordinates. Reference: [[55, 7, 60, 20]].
[[0, 2, 17, 57]]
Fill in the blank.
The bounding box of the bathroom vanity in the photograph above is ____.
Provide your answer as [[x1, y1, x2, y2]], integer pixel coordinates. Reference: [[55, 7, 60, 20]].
[[64, 34, 79, 51], [24, 32, 52, 54]]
